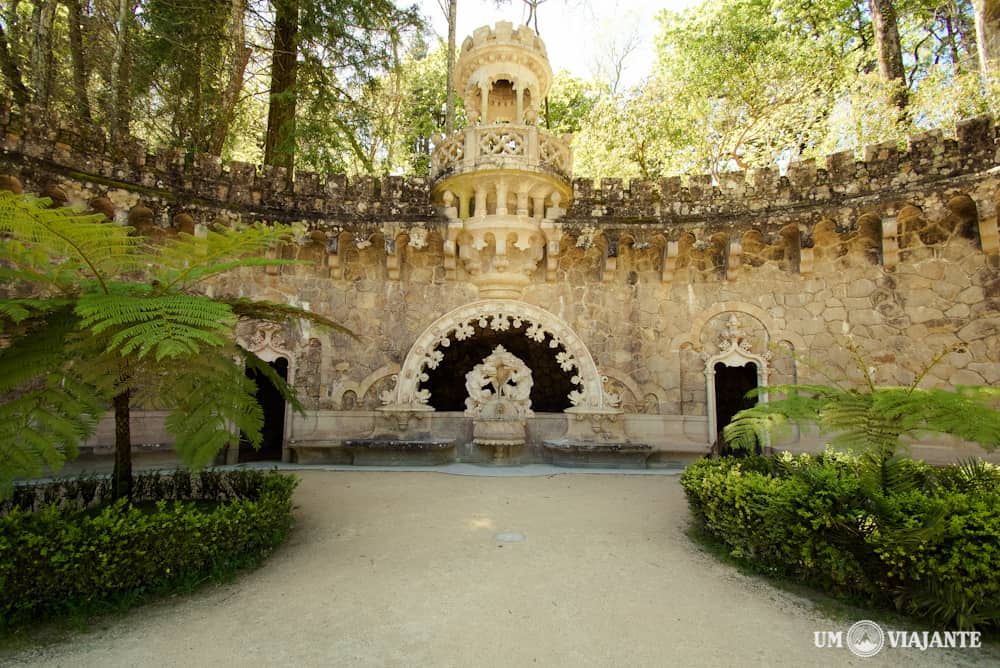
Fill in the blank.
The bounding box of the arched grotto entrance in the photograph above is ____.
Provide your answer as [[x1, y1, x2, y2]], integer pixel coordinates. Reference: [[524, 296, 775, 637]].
[[379, 299, 613, 412], [420, 322, 576, 412]]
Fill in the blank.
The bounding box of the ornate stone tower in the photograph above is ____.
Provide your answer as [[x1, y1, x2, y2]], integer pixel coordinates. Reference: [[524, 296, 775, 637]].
[[430, 21, 573, 299]]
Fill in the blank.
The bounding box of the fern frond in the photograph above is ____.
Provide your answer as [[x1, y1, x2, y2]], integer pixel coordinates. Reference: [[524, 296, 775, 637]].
[[75, 293, 235, 360], [0, 298, 74, 333], [143, 223, 301, 291], [0, 312, 103, 493], [241, 347, 304, 413], [0, 191, 140, 291], [726, 381, 1000, 456], [161, 354, 266, 469], [225, 297, 357, 339]]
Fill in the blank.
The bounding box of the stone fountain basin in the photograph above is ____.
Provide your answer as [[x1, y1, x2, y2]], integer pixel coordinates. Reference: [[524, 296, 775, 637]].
[[472, 418, 527, 446]]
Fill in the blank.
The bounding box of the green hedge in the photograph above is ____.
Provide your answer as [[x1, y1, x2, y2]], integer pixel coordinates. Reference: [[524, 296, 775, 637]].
[[0, 470, 298, 628], [1, 468, 274, 515], [681, 453, 1000, 630]]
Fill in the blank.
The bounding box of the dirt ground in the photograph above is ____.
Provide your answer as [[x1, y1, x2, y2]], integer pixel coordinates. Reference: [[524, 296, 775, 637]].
[[7, 470, 998, 667]]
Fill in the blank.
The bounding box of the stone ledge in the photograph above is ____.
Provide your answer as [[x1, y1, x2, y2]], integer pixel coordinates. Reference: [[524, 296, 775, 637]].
[[542, 440, 652, 469], [288, 443, 353, 465], [342, 438, 457, 466]]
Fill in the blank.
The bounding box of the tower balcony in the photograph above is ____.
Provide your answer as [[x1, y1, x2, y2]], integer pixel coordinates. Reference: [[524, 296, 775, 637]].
[[429, 124, 573, 300], [431, 123, 572, 184]]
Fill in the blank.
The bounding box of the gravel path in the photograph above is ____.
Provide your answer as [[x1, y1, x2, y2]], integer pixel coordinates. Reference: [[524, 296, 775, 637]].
[[7, 470, 998, 667]]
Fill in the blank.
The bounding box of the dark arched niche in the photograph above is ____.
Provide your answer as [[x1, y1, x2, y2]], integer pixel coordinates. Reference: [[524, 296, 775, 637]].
[[420, 324, 577, 412]]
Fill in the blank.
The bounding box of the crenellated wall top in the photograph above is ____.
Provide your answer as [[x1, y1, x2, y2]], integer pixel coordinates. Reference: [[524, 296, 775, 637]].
[[460, 22, 548, 61], [1, 97, 998, 231], [567, 115, 999, 224]]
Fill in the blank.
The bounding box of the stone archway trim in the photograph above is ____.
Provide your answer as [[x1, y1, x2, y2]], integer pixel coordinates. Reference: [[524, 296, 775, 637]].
[[668, 300, 807, 353], [381, 299, 609, 411], [333, 363, 401, 408], [601, 367, 644, 410], [240, 322, 296, 384]]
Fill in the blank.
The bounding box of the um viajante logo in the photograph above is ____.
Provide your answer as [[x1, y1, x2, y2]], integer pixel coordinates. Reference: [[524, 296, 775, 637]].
[[813, 620, 983, 658]]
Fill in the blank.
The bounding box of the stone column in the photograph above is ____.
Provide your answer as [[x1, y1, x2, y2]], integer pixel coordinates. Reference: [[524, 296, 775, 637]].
[[515, 84, 524, 124], [532, 194, 546, 220], [474, 186, 487, 218], [516, 186, 530, 216], [479, 81, 490, 125], [459, 191, 471, 219], [495, 181, 509, 215]]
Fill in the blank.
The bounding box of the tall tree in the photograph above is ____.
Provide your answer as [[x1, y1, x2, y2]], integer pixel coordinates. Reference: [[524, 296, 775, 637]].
[[109, 0, 135, 142], [523, 0, 548, 33], [135, 0, 248, 154], [63, 0, 93, 122], [0, 16, 30, 108], [210, 0, 253, 155], [264, 0, 299, 170], [438, 0, 457, 133], [29, 0, 56, 109], [266, 0, 423, 174], [591, 22, 640, 95], [386, 35, 453, 174], [974, 0, 1000, 89], [653, 0, 841, 175], [868, 0, 908, 107]]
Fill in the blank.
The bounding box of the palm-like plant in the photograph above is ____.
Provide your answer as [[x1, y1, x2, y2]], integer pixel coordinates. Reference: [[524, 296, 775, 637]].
[[0, 191, 352, 499]]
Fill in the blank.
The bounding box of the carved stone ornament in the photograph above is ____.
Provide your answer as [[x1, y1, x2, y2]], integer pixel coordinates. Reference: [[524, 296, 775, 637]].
[[241, 322, 292, 364], [464, 345, 534, 418]]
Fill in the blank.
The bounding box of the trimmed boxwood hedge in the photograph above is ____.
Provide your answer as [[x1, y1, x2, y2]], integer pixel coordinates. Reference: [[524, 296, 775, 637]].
[[0, 470, 297, 628], [681, 453, 1000, 630]]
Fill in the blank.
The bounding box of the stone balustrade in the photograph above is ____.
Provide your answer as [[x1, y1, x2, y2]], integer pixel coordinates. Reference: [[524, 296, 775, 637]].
[[430, 123, 573, 181]]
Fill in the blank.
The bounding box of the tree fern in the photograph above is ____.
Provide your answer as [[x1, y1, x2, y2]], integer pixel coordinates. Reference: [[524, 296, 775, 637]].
[[0, 311, 103, 496], [0, 192, 353, 500], [723, 340, 1000, 488], [226, 297, 355, 338], [725, 382, 1000, 458], [76, 292, 235, 360]]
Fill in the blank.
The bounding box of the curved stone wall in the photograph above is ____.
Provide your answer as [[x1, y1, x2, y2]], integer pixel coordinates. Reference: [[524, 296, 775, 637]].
[[3, 100, 999, 464]]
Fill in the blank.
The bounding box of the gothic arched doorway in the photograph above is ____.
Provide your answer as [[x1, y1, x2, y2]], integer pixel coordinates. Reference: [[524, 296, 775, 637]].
[[239, 357, 288, 462], [713, 361, 758, 452]]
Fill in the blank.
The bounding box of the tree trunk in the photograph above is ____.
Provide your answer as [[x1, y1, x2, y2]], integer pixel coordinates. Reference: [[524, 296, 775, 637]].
[[264, 0, 298, 172], [64, 0, 92, 122], [209, 0, 252, 155], [974, 0, 1000, 90], [112, 389, 132, 500], [444, 0, 456, 133], [0, 22, 30, 108], [30, 0, 56, 109], [868, 0, 908, 108], [110, 0, 133, 142]]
